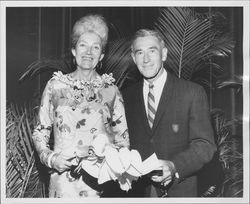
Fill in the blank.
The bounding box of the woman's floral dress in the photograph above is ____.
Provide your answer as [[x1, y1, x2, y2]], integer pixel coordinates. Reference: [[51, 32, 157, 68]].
[[32, 71, 129, 198]]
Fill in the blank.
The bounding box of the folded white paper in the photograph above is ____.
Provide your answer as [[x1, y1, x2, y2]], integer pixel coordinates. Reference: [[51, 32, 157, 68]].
[[80, 134, 162, 191], [141, 153, 162, 175]]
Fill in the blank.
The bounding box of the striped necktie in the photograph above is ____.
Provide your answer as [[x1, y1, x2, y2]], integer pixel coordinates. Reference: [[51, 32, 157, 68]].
[[147, 84, 156, 128]]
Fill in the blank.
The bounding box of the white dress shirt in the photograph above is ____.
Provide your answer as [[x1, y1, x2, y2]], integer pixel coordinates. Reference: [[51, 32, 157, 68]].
[[143, 69, 167, 115]]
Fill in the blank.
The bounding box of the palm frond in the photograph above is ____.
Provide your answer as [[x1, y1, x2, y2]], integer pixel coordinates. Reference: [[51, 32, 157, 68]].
[[155, 7, 212, 79], [154, 7, 235, 81], [201, 185, 217, 197], [210, 109, 243, 197], [191, 61, 225, 90], [19, 56, 73, 82], [216, 76, 243, 94], [6, 102, 46, 197], [103, 39, 138, 88], [205, 34, 235, 58]]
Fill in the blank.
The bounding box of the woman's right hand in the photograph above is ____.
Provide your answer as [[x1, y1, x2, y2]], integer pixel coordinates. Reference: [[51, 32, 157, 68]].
[[52, 154, 73, 173]]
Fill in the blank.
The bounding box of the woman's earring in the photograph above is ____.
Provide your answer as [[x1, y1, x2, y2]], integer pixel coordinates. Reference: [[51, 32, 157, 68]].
[[99, 61, 103, 70], [73, 57, 76, 66], [96, 61, 103, 71]]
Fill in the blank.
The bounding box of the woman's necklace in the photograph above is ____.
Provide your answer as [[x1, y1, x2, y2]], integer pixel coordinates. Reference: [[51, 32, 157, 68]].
[[53, 71, 115, 103]]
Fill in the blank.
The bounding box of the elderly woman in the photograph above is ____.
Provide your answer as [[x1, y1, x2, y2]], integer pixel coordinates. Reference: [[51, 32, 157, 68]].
[[32, 14, 129, 198]]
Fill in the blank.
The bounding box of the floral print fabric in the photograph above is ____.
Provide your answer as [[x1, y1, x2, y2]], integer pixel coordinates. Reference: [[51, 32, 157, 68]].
[[32, 71, 129, 197]]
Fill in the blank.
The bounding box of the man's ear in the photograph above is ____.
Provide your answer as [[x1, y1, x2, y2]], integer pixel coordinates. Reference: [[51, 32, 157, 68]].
[[71, 48, 76, 57], [162, 47, 168, 62], [131, 52, 136, 64]]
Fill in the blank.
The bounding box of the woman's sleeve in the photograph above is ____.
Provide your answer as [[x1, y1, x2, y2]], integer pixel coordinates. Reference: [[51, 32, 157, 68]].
[[32, 80, 55, 168], [110, 86, 130, 148]]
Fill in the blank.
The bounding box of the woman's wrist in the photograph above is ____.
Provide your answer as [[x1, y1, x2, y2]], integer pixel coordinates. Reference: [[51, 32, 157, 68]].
[[48, 152, 59, 169]]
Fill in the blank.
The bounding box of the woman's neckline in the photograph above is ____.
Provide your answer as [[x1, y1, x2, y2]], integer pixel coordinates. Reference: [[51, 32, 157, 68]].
[[68, 70, 100, 82]]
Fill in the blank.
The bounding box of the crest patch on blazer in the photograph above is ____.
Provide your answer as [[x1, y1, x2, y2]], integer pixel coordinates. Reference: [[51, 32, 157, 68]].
[[172, 124, 179, 133]]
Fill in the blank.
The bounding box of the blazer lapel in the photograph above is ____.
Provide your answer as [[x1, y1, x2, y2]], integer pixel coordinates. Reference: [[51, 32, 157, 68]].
[[137, 81, 153, 136], [152, 73, 175, 133]]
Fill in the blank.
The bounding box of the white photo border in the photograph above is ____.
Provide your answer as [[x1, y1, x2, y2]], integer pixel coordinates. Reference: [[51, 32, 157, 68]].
[[1, 0, 249, 204]]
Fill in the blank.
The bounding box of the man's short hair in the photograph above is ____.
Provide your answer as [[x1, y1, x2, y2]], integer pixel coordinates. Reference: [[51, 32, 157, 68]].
[[131, 29, 166, 52]]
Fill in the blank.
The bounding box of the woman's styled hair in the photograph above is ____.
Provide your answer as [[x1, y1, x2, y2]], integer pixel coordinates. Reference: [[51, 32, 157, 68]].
[[71, 14, 109, 51], [131, 29, 166, 52]]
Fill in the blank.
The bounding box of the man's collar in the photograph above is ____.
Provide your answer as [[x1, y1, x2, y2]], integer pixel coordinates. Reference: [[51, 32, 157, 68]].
[[144, 68, 167, 86]]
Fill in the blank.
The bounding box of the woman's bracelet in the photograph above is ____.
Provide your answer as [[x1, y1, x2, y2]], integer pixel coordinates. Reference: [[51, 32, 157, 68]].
[[50, 153, 59, 169], [46, 151, 55, 168]]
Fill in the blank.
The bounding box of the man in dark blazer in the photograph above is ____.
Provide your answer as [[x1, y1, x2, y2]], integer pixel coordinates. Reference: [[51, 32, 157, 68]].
[[122, 29, 217, 197]]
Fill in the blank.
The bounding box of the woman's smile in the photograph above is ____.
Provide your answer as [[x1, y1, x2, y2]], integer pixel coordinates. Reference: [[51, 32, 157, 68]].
[[82, 56, 93, 61]]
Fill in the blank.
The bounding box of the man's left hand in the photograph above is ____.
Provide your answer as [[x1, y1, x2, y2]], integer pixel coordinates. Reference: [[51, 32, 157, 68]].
[[151, 160, 176, 186]]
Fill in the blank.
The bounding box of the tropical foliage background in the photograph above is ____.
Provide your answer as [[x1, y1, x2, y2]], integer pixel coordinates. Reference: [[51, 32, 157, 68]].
[[6, 7, 243, 197]]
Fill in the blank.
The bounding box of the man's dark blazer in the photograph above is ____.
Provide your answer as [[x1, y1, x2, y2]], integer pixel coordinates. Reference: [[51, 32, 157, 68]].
[[121, 71, 217, 197]]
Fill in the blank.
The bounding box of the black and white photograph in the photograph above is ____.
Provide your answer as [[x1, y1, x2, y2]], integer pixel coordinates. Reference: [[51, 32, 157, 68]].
[[1, 1, 249, 203]]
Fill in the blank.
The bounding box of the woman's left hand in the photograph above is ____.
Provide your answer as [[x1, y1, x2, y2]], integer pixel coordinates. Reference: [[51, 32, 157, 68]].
[[52, 154, 73, 173]]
